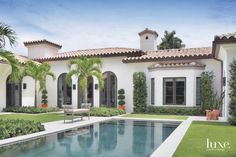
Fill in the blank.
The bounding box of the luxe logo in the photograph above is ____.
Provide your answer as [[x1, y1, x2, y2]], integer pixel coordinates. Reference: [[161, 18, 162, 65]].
[[206, 138, 230, 151]]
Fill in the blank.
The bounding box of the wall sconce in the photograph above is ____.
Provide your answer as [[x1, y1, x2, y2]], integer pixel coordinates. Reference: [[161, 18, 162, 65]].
[[23, 83, 27, 89], [223, 77, 226, 86], [95, 84, 98, 90], [73, 84, 76, 90]]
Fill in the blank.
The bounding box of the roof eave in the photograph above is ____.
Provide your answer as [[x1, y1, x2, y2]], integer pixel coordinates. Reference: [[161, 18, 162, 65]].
[[122, 55, 213, 63]]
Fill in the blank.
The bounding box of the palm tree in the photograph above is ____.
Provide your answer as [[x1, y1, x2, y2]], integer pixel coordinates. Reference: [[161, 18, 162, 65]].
[[0, 22, 21, 82], [0, 50, 21, 82], [24, 60, 56, 107], [0, 22, 17, 48], [159, 30, 185, 50], [66, 57, 104, 106]]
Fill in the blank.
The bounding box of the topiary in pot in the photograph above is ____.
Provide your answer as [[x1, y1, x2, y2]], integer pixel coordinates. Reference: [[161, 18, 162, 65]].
[[118, 89, 125, 111]]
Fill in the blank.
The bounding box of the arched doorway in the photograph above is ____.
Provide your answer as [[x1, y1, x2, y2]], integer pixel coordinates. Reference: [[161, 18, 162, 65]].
[[100, 71, 117, 107], [6, 76, 22, 107], [78, 76, 94, 108], [57, 73, 72, 108]]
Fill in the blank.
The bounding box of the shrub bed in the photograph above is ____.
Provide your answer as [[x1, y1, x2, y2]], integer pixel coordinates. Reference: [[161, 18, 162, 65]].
[[2, 106, 59, 114], [0, 119, 45, 139], [145, 106, 204, 116], [89, 107, 125, 117]]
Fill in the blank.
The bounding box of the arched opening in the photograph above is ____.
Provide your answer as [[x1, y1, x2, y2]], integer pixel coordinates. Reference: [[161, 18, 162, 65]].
[[57, 73, 72, 108], [78, 76, 94, 108], [100, 71, 117, 107], [6, 76, 22, 108]]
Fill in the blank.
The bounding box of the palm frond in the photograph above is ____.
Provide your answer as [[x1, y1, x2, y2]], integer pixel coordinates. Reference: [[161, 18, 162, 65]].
[[0, 49, 22, 83], [66, 69, 78, 86], [0, 23, 17, 48]]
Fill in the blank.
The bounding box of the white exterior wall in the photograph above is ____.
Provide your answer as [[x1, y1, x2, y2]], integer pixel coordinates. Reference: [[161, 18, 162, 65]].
[[0, 53, 222, 113], [0, 64, 11, 111], [147, 59, 221, 107], [140, 34, 157, 51], [22, 76, 35, 106], [100, 57, 153, 112], [45, 57, 153, 113], [26, 44, 60, 59], [217, 44, 236, 118], [148, 68, 204, 107]]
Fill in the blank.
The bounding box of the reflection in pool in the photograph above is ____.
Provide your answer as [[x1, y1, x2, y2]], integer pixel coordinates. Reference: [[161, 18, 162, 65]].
[[0, 119, 179, 157]]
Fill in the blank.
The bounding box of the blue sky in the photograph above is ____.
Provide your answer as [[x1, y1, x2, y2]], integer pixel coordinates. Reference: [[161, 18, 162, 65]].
[[0, 0, 236, 55]]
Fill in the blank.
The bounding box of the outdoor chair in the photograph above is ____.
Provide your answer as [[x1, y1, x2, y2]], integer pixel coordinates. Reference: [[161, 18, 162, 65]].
[[63, 103, 90, 123]]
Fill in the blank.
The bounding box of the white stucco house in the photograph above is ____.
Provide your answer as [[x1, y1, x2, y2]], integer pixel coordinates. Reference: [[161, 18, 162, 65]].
[[1, 28, 236, 118]]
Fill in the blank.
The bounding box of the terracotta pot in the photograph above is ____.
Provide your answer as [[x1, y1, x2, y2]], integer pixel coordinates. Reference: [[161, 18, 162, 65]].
[[212, 109, 220, 120], [118, 105, 125, 111], [205, 110, 212, 120], [41, 104, 48, 108]]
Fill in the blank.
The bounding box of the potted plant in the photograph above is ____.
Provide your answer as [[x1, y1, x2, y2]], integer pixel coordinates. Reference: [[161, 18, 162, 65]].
[[206, 91, 225, 120], [118, 89, 125, 111], [41, 89, 48, 108], [211, 91, 225, 120]]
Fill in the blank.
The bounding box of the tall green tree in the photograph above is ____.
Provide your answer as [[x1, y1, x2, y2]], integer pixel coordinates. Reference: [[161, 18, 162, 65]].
[[133, 72, 147, 113], [159, 30, 185, 50], [200, 71, 214, 110], [229, 59, 236, 125], [66, 57, 104, 105], [0, 22, 21, 82], [24, 61, 55, 107]]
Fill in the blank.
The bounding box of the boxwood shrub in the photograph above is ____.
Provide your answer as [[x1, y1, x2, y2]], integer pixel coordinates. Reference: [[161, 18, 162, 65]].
[[0, 119, 45, 139], [89, 107, 125, 117], [145, 106, 204, 116], [2, 106, 59, 114]]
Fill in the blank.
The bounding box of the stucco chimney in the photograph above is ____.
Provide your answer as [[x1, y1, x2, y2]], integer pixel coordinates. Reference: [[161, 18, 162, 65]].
[[24, 39, 62, 59], [139, 28, 158, 51]]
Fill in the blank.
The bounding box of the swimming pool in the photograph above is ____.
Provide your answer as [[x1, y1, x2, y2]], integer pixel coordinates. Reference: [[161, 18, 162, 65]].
[[0, 119, 179, 157]]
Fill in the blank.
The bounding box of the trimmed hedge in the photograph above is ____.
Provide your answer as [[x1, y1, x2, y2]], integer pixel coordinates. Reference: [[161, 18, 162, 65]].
[[145, 106, 204, 116], [0, 119, 45, 139], [2, 106, 59, 114], [89, 107, 125, 117]]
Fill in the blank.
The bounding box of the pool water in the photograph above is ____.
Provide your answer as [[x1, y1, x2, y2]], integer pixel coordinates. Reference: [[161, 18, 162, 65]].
[[0, 119, 178, 157]]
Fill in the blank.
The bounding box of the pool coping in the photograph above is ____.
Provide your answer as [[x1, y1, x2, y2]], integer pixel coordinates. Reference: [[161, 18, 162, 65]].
[[0, 116, 113, 147], [149, 116, 227, 157]]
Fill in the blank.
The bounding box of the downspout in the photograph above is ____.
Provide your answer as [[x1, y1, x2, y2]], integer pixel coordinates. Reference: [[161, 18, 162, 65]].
[[213, 57, 224, 117]]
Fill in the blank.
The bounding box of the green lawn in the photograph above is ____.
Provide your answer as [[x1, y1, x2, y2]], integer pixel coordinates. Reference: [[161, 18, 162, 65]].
[[123, 114, 188, 120], [174, 121, 236, 157], [0, 113, 64, 123]]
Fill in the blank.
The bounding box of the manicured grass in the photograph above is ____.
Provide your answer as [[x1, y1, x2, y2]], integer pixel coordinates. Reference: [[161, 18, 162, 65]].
[[174, 121, 236, 157], [123, 114, 188, 120], [0, 113, 64, 123]]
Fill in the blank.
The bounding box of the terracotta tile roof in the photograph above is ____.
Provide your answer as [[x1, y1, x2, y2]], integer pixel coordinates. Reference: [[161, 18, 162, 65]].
[[123, 47, 212, 63], [214, 32, 236, 40], [34, 47, 142, 61], [14, 55, 31, 64], [24, 39, 62, 49], [0, 53, 33, 64], [148, 61, 205, 69], [138, 28, 158, 37]]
